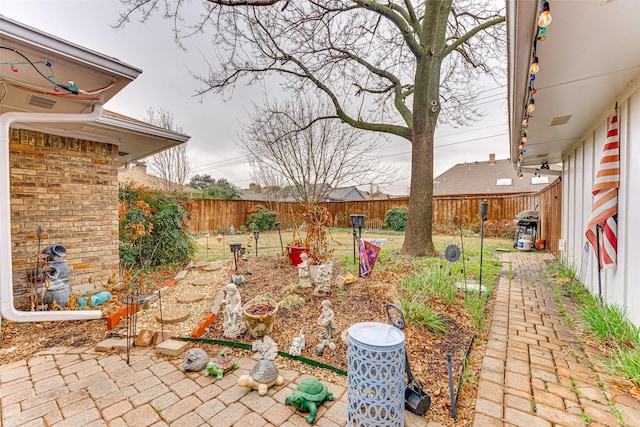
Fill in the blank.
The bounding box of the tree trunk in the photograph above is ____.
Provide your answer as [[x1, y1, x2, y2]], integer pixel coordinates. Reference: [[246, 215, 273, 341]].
[[401, 1, 449, 257], [402, 59, 438, 257]]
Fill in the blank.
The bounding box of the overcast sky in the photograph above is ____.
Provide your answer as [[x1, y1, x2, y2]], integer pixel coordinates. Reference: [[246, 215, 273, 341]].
[[3, 0, 510, 195]]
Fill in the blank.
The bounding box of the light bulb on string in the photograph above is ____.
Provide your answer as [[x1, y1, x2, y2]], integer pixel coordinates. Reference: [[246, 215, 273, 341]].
[[530, 57, 539, 75], [521, 136, 527, 144], [519, 143, 525, 150], [527, 99, 536, 114], [10, 64, 18, 72], [537, 34, 547, 42], [538, 1, 552, 28], [539, 27, 547, 36]]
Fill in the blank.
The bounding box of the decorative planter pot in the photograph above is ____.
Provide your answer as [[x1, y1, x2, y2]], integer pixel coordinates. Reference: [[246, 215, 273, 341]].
[[243, 298, 279, 338], [285, 245, 309, 265]]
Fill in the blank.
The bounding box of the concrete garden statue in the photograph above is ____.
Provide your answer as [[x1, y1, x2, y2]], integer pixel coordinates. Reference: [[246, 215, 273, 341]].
[[237, 359, 284, 396], [223, 283, 246, 338], [313, 262, 332, 295], [289, 328, 305, 356], [297, 252, 311, 287], [317, 300, 338, 340], [182, 348, 209, 372], [285, 377, 335, 424], [252, 335, 278, 361]]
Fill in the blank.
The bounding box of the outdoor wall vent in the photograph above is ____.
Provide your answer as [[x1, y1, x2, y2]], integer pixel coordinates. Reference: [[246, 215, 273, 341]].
[[118, 151, 129, 157], [27, 95, 56, 110], [549, 115, 572, 126]]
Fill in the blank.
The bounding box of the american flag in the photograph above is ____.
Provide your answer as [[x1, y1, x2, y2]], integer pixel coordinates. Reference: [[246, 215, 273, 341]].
[[585, 109, 620, 268]]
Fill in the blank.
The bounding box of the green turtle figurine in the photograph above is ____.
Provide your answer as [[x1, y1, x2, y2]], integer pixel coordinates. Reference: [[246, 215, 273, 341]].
[[285, 377, 335, 424], [204, 351, 238, 380]]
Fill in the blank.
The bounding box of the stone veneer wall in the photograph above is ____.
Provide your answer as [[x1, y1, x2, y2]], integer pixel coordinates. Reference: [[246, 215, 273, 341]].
[[9, 128, 120, 308]]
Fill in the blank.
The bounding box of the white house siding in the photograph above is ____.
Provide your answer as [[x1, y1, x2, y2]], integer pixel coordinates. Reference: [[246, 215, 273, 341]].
[[561, 92, 640, 326]]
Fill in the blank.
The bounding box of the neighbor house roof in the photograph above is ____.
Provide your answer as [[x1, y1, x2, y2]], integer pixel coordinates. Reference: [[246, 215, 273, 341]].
[[434, 158, 559, 196], [119, 163, 199, 194], [322, 186, 366, 202]]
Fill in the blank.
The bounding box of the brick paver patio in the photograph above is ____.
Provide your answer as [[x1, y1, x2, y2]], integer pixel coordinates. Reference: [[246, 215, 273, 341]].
[[473, 252, 640, 427], [2, 252, 639, 426]]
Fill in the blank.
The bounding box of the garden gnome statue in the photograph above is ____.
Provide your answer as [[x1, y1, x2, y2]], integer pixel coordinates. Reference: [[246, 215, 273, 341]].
[[313, 262, 332, 295], [289, 328, 306, 356], [297, 253, 311, 288], [223, 283, 246, 338], [317, 300, 338, 341], [252, 335, 278, 361]]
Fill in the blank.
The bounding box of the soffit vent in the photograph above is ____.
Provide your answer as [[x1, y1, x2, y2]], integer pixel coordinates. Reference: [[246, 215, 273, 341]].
[[27, 95, 56, 110], [118, 151, 129, 157], [549, 115, 572, 126]]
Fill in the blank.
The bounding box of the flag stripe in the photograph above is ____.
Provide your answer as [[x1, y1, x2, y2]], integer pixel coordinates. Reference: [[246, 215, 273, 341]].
[[585, 109, 619, 269]]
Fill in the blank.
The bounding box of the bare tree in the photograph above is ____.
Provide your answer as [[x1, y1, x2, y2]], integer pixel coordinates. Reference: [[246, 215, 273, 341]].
[[240, 97, 397, 205], [118, 0, 505, 256], [247, 159, 289, 210], [144, 108, 192, 192]]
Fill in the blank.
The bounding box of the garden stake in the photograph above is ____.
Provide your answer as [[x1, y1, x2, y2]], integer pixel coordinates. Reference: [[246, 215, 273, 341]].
[[447, 352, 456, 419], [478, 200, 488, 294], [456, 216, 467, 286]]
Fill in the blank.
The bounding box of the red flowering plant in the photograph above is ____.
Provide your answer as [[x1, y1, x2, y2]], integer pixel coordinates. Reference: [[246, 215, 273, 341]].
[[118, 183, 196, 270]]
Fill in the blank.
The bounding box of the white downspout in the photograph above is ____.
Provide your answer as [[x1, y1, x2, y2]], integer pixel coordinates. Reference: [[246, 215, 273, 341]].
[[0, 105, 104, 322]]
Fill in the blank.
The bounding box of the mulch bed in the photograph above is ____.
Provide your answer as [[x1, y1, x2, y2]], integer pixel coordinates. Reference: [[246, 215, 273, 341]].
[[203, 254, 480, 425]]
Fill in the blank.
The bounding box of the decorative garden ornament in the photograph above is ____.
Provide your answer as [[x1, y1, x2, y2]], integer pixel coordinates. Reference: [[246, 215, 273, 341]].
[[252, 335, 278, 361], [313, 262, 332, 295], [182, 348, 209, 372], [317, 300, 338, 340], [289, 328, 305, 356], [285, 377, 335, 424], [237, 359, 284, 396], [297, 253, 312, 287], [222, 283, 246, 338], [204, 351, 238, 380], [315, 339, 336, 356]]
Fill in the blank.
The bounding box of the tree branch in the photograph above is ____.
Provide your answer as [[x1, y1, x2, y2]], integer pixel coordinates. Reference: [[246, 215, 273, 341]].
[[444, 15, 505, 57]]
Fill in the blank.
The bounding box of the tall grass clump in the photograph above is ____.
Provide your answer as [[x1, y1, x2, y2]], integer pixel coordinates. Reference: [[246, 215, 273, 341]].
[[399, 271, 448, 335], [424, 261, 459, 306], [464, 293, 487, 333], [603, 348, 640, 386], [578, 299, 640, 347]]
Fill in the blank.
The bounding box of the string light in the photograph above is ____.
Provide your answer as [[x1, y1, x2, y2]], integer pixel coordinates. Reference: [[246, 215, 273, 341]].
[[538, 1, 552, 28], [516, 1, 553, 177], [1, 46, 83, 96], [530, 57, 539, 75]]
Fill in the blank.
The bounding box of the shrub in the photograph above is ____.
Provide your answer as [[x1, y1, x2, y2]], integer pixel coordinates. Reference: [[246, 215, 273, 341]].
[[119, 183, 196, 269], [384, 206, 409, 231], [245, 206, 277, 231]]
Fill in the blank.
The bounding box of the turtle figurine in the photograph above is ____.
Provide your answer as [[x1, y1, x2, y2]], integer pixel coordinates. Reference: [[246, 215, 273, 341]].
[[204, 351, 238, 380], [285, 377, 335, 424], [237, 359, 284, 396]]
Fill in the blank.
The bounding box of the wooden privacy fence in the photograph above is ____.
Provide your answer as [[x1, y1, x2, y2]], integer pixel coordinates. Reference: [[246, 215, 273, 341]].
[[190, 180, 561, 256]]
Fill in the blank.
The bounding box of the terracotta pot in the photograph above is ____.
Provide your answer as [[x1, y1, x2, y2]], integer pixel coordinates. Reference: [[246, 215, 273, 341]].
[[285, 245, 309, 265], [242, 298, 279, 338]]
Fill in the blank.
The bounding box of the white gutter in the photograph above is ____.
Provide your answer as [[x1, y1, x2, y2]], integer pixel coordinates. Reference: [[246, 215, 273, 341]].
[[0, 105, 104, 322]]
